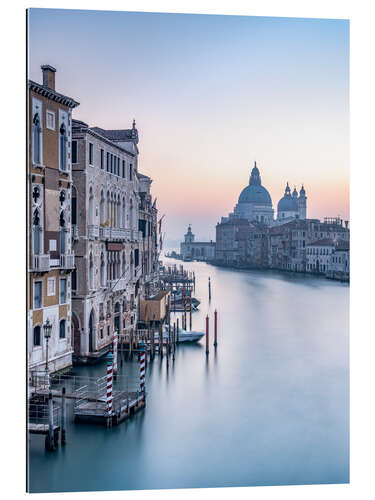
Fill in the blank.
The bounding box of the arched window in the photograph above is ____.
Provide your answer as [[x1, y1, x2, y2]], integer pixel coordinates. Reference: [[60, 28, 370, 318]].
[[100, 253, 105, 286], [100, 191, 105, 225], [60, 123, 67, 170], [114, 302, 120, 313], [130, 198, 134, 230], [33, 208, 41, 255], [71, 186, 77, 225], [89, 253, 94, 289], [33, 325, 41, 346], [122, 252, 126, 275], [106, 191, 111, 226], [59, 319, 66, 339], [32, 113, 41, 164], [122, 197, 126, 228], [89, 187, 94, 226], [60, 211, 66, 254]]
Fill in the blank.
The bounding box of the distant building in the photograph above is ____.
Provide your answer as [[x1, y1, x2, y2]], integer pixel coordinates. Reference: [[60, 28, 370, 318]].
[[277, 183, 307, 223], [180, 225, 215, 261], [215, 218, 268, 268], [307, 238, 349, 278], [28, 65, 79, 374]]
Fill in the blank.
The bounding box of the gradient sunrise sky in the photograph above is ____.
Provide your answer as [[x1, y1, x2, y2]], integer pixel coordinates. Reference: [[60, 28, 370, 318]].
[[28, 9, 349, 246]]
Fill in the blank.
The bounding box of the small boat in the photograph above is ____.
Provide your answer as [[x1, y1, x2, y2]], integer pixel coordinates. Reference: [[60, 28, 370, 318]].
[[161, 326, 204, 343]]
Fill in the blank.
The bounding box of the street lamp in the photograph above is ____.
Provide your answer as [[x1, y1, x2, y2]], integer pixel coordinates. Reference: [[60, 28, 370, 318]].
[[43, 318, 52, 380]]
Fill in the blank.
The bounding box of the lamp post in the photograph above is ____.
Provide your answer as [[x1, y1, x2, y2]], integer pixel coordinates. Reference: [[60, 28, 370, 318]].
[[43, 318, 52, 384]]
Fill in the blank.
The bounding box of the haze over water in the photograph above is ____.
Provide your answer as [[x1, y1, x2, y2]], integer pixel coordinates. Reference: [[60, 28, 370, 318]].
[[28, 259, 349, 492]]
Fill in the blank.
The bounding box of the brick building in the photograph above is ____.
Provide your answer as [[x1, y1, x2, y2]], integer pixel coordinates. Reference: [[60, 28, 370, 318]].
[[28, 65, 79, 374]]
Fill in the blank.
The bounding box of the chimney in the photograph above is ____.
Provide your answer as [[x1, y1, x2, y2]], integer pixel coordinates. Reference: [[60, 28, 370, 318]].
[[41, 64, 56, 90]]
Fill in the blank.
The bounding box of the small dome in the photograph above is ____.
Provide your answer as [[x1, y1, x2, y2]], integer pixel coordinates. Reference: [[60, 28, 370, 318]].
[[300, 185, 306, 196], [277, 194, 298, 212], [292, 187, 298, 198]]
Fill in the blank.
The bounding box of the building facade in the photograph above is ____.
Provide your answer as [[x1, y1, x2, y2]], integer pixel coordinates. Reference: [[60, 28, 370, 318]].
[[28, 65, 79, 374], [180, 225, 216, 261], [71, 119, 147, 361]]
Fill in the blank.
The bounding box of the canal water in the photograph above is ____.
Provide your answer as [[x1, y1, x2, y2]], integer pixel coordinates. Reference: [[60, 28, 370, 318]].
[[28, 259, 349, 493]]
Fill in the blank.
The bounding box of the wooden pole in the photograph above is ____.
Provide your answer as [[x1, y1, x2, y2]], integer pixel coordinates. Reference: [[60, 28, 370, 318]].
[[159, 323, 163, 357], [173, 322, 176, 360], [151, 322, 155, 359], [189, 291, 192, 331], [208, 277, 211, 301], [48, 392, 54, 451], [177, 317, 180, 343], [61, 387, 66, 445], [205, 315, 209, 355], [214, 309, 218, 347]]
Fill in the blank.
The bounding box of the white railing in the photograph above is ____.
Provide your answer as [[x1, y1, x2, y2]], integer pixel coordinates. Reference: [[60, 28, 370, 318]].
[[60, 253, 75, 269], [88, 225, 99, 240], [33, 254, 50, 272], [110, 278, 126, 292]]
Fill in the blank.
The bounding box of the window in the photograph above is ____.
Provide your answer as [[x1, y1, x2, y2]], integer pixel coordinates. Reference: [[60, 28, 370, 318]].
[[129, 164, 133, 180], [34, 281, 42, 309], [71, 269, 77, 291], [107, 325, 110, 336], [100, 328, 103, 339], [100, 149, 104, 169], [89, 143, 94, 165], [46, 110, 55, 130], [59, 319, 66, 339], [33, 325, 41, 346], [32, 113, 41, 164], [89, 253, 94, 290], [72, 140, 78, 163], [33, 208, 41, 255], [110, 154, 113, 174], [47, 278, 56, 296], [122, 160, 125, 178], [60, 278, 67, 303], [59, 123, 67, 171], [60, 211, 66, 254], [106, 152, 110, 172]]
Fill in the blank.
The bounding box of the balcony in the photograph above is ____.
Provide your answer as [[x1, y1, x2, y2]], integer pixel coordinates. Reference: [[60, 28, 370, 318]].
[[99, 226, 111, 240], [110, 278, 126, 292], [110, 228, 132, 240], [60, 253, 75, 269], [131, 229, 143, 242], [32, 254, 50, 272], [88, 225, 99, 240]]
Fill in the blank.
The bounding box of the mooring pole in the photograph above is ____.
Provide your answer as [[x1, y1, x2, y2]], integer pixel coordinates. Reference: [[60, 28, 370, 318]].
[[177, 317, 180, 343], [48, 392, 54, 451], [159, 323, 163, 357], [184, 289, 187, 330], [189, 292, 192, 331], [214, 309, 218, 347], [208, 277, 211, 301], [205, 315, 209, 355], [140, 341, 146, 402], [61, 387, 66, 445], [113, 330, 118, 378], [173, 322, 176, 361], [106, 351, 113, 428]]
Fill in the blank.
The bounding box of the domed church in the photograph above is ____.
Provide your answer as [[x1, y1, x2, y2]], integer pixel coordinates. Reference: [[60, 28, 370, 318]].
[[232, 161, 274, 225], [277, 182, 307, 222]]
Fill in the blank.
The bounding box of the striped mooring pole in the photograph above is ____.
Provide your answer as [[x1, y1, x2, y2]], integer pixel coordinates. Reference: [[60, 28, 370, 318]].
[[113, 330, 118, 376], [106, 351, 113, 418], [140, 340, 146, 397]]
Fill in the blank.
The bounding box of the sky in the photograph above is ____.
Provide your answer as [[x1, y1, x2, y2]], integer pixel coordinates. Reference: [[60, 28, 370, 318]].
[[28, 9, 349, 247]]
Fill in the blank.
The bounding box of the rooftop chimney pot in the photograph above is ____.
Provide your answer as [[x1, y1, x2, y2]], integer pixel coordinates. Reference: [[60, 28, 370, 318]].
[[41, 64, 56, 90]]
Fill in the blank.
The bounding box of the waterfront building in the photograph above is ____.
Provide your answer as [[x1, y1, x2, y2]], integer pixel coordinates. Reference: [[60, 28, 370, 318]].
[[71, 119, 153, 361], [215, 219, 268, 268], [28, 65, 79, 374], [307, 238, 350, 277], [180, 225, 215, 261]]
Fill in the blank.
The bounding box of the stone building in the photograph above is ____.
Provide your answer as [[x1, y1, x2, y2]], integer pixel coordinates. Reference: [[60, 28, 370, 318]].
[[215, 219, 268, 268], [28, 65, 79, 374], [71, 119, 148, 362], [269, 217, 350, 272], [180, 225, 215, 261]]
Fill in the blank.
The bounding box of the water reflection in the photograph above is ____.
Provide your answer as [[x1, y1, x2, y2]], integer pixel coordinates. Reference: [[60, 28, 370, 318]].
[[29, 259, 349, 493]]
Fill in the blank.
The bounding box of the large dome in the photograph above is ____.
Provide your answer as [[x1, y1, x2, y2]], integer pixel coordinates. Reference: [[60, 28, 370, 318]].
[[238, 184, 272, 205], [238, 161, 273, 206]]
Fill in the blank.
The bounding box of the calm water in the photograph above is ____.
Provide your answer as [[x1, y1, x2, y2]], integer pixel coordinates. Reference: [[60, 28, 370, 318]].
[[28, 259, 349, 492]]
